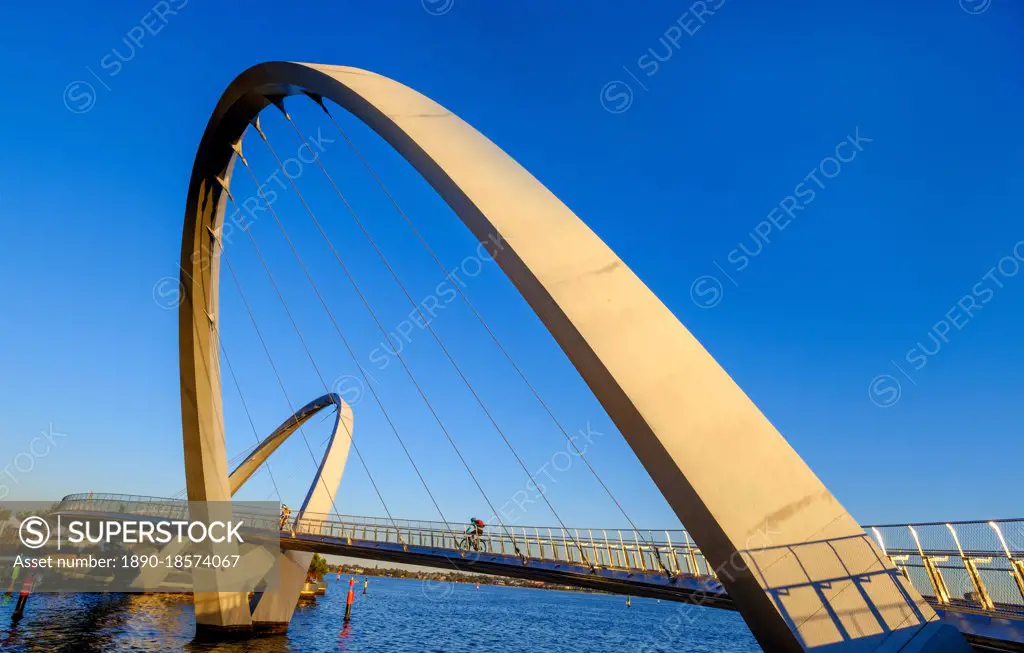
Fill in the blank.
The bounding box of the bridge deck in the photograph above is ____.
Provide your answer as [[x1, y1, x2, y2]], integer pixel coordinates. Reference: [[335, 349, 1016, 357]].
[[281, 530, 734, 608]]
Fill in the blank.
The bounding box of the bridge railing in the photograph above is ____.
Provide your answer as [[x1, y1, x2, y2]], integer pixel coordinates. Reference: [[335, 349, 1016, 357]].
[[293, 513, 1024, 616], [290, 512, 719, 579], [55, 493, 282, 531], [866, 519, 1024, 617]]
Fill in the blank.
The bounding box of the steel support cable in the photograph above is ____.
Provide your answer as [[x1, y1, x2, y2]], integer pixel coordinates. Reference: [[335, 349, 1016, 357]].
[[178, 241, 297, 508], [173, 443, 260, 500], [173, 437, 269, 500], [197, 217, 335, 509], [247, 401, 350, 503], [218, 170, 397, 533], [233, 133, 498, 582], [246, 114, 527, 562], [212, 201, 382, 536], [311, 95, 671, 576], [219, 250, 347, 519], [227, 147, 477, 565], [221, 338, 285, 501], [170, 257, 284, 504], [256, 427, 356, 504], [220, 248, 402, 539], [269, 104, 591, 569], [230, 126, 466, 554]]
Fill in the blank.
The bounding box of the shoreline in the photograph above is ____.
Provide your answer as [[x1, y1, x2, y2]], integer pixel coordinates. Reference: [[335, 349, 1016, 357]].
[[330, 564, 605, 595]]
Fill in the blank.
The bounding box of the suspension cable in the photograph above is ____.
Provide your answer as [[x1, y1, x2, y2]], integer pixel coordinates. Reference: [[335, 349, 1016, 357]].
[[242, 408, 346, 505], [247, 112, 528, 562], [316, 97, 643, 528], [178, 183, 393, 542], [220, 337, 284, 501], [269, 102, 592, 567], [171, 438, 270, 501], [229, 127, 465, 553], [217, 182, 405, 540], [233, 124, 504, 581], [221, 251, 342, 513], [311, 94, 673, 575], [172, 257, 283, 504]]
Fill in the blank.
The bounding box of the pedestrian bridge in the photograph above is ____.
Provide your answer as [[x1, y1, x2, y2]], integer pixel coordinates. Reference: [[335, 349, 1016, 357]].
[[281, 513, 734, 607], [55, 494, 1024, 647]]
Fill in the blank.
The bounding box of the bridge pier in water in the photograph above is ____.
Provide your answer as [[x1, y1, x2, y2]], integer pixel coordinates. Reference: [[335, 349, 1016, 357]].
[[192, 593, 253, 641], [250, 551, 314, 634]]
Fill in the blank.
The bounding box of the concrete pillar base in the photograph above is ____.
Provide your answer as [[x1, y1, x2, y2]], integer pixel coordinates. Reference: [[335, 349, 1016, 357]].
[[252, 621, 290, 635], [193, 623, 254, 642]]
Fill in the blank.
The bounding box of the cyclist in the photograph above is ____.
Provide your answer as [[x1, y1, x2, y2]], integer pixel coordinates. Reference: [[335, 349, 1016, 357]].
[[465, 517, 485, 551]]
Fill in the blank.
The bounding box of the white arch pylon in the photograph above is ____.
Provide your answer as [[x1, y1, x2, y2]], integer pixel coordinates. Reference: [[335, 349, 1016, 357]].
[[179, 62, 968, 651]]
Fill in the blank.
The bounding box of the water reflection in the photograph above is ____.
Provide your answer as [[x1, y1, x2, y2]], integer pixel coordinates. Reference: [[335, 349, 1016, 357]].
[[0, 578, 760, 653]]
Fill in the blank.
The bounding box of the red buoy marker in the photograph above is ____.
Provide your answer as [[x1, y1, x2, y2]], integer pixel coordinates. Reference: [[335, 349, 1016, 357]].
[[12, 575, 34, 620], [344, 577, 355, 623]]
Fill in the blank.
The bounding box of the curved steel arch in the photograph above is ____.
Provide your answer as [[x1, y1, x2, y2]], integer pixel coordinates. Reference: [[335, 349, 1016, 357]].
[[180, 62, 966, 651], [227, 392, 352, 517]]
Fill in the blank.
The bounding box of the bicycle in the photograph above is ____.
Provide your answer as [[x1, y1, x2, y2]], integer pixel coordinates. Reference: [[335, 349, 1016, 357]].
[[456, 527, 486, 553]]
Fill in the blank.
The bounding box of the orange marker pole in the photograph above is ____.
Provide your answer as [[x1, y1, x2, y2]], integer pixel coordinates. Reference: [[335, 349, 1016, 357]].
[[344, 577, 355, 622]]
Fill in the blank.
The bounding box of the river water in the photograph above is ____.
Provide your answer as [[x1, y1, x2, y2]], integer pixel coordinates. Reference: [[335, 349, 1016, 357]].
[[0, 577, 761, 652]]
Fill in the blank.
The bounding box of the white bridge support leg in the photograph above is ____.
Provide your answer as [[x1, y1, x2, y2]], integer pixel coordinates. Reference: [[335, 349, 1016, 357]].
[[181, 61, 971, 651], [251, 551, 312, 634], [229, 395, 354, 634]]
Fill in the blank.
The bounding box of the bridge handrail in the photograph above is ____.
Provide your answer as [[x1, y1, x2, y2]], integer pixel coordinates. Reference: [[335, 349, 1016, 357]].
[[54, 495, 281, 532], [863, 517, 1024, 529], [61, 492, 186, 505], [293, 511, 697, 544], [290, 516, 693, 548]]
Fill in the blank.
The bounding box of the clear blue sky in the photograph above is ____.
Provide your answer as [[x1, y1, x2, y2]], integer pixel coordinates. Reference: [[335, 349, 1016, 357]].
[[0, 1, 1021, 530]]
